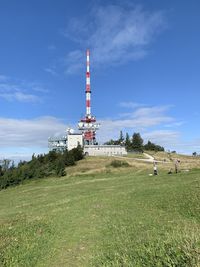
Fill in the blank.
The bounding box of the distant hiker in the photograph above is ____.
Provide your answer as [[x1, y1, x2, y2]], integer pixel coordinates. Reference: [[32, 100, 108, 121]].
[[175, 159, 179, 173], [153, 161, 158, 175]]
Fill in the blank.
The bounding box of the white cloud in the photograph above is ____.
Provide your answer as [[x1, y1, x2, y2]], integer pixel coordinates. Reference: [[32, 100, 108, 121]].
[[64, 4, 165, 73], [119, 101, 144, 109], [164, 122, 185, 128], [0, 83, 17, 91], [1, 104, 173, 160], [0, 104, 198, 161], [64, 50, 84, 74], [0, 116, 72, 162], [130, 106, 171, 118], [65, 62, 83, 75], [176, 140, 200, 154], [141, 130, 200, 154], [97, 118, 199, 154], [0, 116, 67, 149], [44, 68, 57, 76], [142, 130, 180, 146], [97, 105, 174, 142], [96, 103, 200, 154], [0, 92, 40, 103], [0, 78, 47, 103]]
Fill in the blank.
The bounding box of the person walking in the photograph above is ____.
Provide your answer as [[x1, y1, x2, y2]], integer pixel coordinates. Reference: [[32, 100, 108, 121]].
[[175, 159, 179, 173], [153, 161, 158, 175]]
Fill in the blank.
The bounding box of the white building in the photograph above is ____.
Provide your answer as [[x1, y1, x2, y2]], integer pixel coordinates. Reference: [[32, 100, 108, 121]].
[[49, 134, 127, 156], [67, 134, 83, 151], [84, 145, 127, 156]]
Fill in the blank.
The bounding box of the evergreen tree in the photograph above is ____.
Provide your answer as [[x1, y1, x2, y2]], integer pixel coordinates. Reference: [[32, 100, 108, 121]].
[[1, 159, 12, 171], [0, 165, 3, 176], [119, 130, 124, 144], [104, 139, 119, 145], [144, 140, 164, 152], [131, 133, 143, 152], [104, 131, 125, 146], [0, 146, 84, 190], [55, 159, 66, 177], [125, 133, 131, 151], [70, 145, 84, 161]]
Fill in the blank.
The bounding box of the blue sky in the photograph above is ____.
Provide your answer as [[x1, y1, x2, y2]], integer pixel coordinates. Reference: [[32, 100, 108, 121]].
[[0, 0, 200, 161]]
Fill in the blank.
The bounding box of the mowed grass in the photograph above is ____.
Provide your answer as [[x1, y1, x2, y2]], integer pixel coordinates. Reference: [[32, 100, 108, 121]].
[[0, 157, 200, 266]]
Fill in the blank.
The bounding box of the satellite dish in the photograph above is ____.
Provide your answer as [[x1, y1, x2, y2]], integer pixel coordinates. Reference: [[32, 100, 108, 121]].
[[67, 128, 74, 134]]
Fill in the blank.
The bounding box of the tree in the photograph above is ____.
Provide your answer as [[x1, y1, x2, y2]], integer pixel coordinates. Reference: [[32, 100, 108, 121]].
[[119, 130, 124, 145], [131, 133, 143, 152], [143, 140, 164, 152], [0, 165, 3, 176], [55, 159, 66, 177], [0, 147, 85, 191], [125, 133, 131, 151], [47, 150, 58, 163], [0, 159, 12, 171], [104, 139, 117, 145], [192, 152, 197, 156], [69, 145, 84, 161]]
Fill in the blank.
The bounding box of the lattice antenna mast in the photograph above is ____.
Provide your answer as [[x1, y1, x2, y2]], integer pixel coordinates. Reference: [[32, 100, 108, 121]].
[[78, 49, 100, 145]]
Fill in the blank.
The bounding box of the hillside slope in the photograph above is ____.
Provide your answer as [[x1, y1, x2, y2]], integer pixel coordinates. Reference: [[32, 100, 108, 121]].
[[0, 156, 200, 266]]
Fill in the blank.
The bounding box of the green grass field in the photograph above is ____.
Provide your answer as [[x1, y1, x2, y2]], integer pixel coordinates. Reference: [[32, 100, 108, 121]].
[[0, 157, 200, 266]]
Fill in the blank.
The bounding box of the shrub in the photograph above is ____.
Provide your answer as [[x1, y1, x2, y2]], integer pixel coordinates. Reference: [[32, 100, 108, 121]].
[[110, 160, 130, 168]]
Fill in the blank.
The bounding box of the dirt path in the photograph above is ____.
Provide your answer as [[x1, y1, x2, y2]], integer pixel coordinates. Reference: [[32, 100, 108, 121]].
[[114, 153, 170, 164]]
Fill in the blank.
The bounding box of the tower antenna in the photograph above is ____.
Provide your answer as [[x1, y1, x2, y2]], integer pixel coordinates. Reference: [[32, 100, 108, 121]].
[[78, 49, 100, 145]]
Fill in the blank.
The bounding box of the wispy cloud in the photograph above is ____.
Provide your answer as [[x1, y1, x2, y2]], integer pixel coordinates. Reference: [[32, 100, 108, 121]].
[[164, 122, 185, 128], [0, 116, 71, 161], [64, 4, 166, 73], [119, 101, 144, 109], [130, 106, 172, 119], [0, 116, 67, 148], [64, 50, 84, 75], [142, 133, 200, 154], [96, 102, 197, 153], [98, 104, 174, 142], [44, 68, 57, 76], [0, 78, 47, 103], [0, 92, 40, 103], [0, 104, 173, 158], [0, 104, 197, 161], [142, 130, 180, 147]]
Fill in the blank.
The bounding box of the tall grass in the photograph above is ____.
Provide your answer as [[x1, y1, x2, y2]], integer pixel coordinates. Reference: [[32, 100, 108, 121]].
[[92, 217, 200, 266]]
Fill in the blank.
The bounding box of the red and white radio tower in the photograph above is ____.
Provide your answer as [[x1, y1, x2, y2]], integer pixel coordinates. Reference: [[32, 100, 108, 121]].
[[78, 49, 100, 145]]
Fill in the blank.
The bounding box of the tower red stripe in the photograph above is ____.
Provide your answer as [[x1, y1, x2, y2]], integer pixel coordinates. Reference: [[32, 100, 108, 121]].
[[86, 100, 90, 107], [86, 84, 90, 91]]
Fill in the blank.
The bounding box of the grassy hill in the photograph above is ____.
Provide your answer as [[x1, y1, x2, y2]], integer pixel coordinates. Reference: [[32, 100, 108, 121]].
[[0, 155, 200, 266]]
